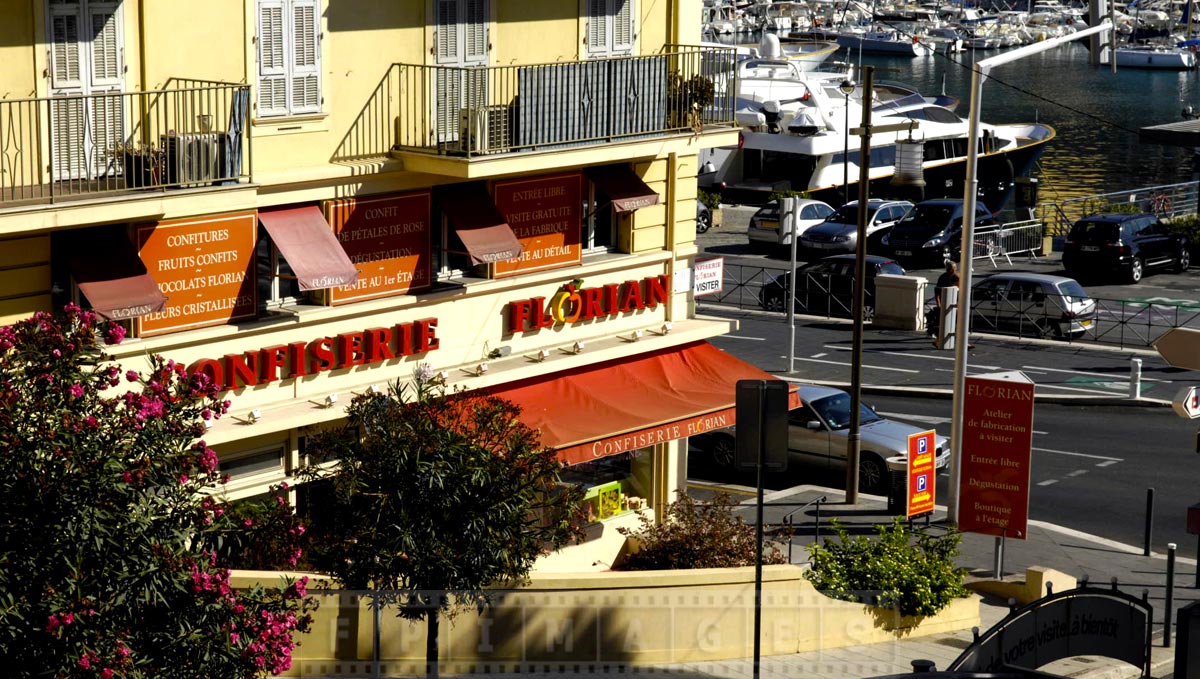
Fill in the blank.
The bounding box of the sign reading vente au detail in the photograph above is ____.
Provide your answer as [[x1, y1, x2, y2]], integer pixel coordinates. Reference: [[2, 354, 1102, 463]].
[[187, 318, 440, 392], [507, 275, 670, 334]]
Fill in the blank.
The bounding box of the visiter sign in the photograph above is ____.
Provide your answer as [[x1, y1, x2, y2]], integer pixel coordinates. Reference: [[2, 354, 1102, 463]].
[[957, 371, 1035, 539]]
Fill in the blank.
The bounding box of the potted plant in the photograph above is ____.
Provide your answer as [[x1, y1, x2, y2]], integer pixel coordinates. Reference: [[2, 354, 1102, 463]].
[[698, 188, 723, 229], [111, 141, 164, 188], [667, 72, 716, 133]]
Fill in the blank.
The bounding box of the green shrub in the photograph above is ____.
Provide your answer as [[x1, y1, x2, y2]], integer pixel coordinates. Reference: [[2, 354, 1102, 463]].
[[697, 188, 722, 210], [615, 493, 789, 570], [767, 189, 813, 201], [805, 518, 969, 617]]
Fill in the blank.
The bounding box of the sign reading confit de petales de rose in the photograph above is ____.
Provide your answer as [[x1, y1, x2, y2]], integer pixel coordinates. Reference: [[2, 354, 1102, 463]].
[[324, 191, 433, 304]]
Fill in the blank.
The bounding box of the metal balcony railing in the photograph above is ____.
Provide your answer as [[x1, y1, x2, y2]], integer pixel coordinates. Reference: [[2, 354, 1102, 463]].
[[0, 79, 250, 207], [334, 47, 739, 161]]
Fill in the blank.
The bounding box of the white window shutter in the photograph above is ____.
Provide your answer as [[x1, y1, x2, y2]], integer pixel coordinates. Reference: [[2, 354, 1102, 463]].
[[256, 0, 288, 116], [587, 0, 607, 56], [88, 6, 122, 86], [463, 0, 488, 64], [613, 0, 634, 54], [289, 0, 321, 113], [49, 13, 83, 90], [435, 0, 459, 64]]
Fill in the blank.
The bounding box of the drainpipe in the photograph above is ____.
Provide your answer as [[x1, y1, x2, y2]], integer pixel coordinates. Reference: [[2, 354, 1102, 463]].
[[138, 0, 148, 90]]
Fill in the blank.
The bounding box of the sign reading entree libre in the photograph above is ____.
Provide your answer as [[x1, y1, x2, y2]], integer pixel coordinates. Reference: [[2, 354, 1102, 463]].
[[957, 372, 1036, 538], [137, 212, 257, 337], [492, 173, 581, 277], [324, 192, 432, 304]]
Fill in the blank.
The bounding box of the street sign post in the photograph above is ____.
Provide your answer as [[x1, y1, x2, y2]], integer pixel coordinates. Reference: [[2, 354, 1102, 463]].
[[906, 430, 937, 518], [1174, 386, 1200, 420], [1155, 328, 1200, 371]]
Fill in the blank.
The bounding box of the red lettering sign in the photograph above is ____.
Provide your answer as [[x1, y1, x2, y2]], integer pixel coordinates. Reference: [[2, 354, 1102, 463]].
[[325, 192, 432, 304], [507, 275, 670, 334], [187, 318, 439, 392], [136, 212, 257, 336], [957, 373, 1036, 538], [492, 173, 582, 278], [906, 430, 937, 518]]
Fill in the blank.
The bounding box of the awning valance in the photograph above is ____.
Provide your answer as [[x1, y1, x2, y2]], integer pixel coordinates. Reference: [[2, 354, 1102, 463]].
[[70, 237, 168, 321], [585, 164, 660, 213], [489, 341, 800, 465], [439, 184, 524, 265], [258, 206, 359, 290]]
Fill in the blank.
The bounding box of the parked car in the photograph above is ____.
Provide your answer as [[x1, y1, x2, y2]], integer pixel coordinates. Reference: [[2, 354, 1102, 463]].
[[699, 384, 950, 493], [758, 254, 906, 320], [746, 198, 836, 252], [881, 199, 998, 266], [799, 199, 913, 254], [970, 272, 1097, 339], [1061, 212, 1190, 283], [696, 200, 713, 234]]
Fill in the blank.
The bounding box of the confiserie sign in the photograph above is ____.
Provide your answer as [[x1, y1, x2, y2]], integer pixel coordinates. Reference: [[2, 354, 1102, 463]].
[[492, 173, 581, 278], [324, 192, 432, 304], [507, 275, 669, 334], [137, 212, 257, 337], [957, 372, 1036, 538]]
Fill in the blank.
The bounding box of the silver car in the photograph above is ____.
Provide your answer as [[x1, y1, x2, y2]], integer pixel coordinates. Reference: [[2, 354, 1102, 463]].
[[747, 198, 836, 251], [701, 384, 950, 494], [970, 272, 1097, 339], [800, 199, 913, 254]]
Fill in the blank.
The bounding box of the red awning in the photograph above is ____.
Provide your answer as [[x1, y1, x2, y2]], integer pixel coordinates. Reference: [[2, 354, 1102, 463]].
[[439, 184, 523, 265], [490, 341, 800, 465], [258, 206, 359, 291], [71, 239, 167, 321], [585, 165, 660, 213]]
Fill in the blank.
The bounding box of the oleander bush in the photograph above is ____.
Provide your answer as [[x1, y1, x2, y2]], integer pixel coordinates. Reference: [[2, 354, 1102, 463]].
[[615, 493, 789, 570], [805, 518, 969, 617]]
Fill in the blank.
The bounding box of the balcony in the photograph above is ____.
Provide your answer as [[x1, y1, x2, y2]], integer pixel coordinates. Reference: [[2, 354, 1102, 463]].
[[0, 79, 251, 211], [338, 46, 740, 178]]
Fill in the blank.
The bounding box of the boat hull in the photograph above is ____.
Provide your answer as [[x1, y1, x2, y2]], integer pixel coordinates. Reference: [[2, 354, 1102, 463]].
[[1100, 47, 1197, 70]]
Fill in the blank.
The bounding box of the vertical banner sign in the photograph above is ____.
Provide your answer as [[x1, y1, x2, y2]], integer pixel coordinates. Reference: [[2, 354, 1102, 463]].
[[957, 372, 1036, 538], [906, 430, 937, 518], [324, 192, 432, 304], [492, 173, 582, 278], [137, 212, 257, 337]]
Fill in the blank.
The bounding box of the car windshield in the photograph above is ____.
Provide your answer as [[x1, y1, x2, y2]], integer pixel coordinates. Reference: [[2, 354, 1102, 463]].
[[1070, 221, 1118, 243], [899, 204, 955, 226], [826, 205, 876, 223], [809, 393, 883, 430]]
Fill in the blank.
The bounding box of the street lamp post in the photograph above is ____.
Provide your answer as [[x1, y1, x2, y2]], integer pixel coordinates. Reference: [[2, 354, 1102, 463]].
[[845, 66, 873, 505], [840, 78, 855, 203]]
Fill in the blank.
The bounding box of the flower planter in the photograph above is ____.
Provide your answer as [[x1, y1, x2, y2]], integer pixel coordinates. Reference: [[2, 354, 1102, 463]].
[[122, 152, 162, 189]]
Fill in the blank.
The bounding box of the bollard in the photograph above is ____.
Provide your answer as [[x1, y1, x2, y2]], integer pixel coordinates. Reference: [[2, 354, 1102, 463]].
[[1167, 542, 1177, 648], [1129, 357, 1142, 399], [1144, 488, 1154, 556], [911, 659, 937, 673]]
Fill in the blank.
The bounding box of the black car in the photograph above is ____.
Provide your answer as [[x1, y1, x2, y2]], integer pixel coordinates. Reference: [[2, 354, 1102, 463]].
[[1061, 212, 1189, 283], [881, 199, 998, 266], [758, 254, 906, 320]]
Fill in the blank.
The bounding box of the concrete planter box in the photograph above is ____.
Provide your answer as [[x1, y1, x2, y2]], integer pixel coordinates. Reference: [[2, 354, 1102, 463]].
[[232, 564, 979, 677]]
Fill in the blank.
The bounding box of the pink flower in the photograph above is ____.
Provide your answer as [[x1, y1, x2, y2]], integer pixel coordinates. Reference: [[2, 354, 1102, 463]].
[[100, 669, 113, 679], [126, 370, 139, 382], [243, 519, 253, 527], [121, 472, 133, 484], [179, 474, 189, 485], [104, 323, 127, 345], [46, 615, 60, 633], [61, 612, 74, 625], [78, 655, 91, 670], [68, 383, 84, 399]]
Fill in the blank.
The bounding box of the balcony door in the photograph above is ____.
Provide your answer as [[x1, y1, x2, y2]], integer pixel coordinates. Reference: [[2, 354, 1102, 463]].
[[433, 0, 489, 148], [46, 0, 125, 182]]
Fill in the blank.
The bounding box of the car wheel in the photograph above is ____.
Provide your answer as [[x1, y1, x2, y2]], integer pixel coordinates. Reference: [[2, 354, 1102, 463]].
[[696, 209, 712, 235], [862, 305, 876, 323], [1177, 248, 1191, 273], [709, 434, 736, 469], [1128, 257, 1144, 284], [1037, 320, 1064, 340], [762, 293, 785, 313], [859, 453, 889, 495]]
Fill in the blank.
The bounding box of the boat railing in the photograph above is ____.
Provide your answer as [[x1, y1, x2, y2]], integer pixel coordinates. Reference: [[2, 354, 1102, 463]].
[[1037, 180, 1200, 235]]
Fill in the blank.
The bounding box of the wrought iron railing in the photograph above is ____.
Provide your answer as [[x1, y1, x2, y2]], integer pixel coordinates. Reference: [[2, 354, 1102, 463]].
[[0, 79, 250, 206], [704, 262, 1200, 348], [357, 47, 738, 159], [1036, 181, 1200, 236]]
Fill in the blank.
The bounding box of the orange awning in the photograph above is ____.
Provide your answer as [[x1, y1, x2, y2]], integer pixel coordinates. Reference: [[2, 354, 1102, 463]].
[[439, 184, 524, 265], [490, 341, 800, 465], [258, 206, 359, 291], [585, 164, 660, 212]]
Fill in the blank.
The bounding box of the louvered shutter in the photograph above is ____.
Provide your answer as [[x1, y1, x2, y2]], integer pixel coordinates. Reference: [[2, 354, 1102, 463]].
[[256, 0, 288, 116], [49, 5, 86, 180], [88, 4, 124, 176], [613, 0, 634, 54], [49, 11, 82, 90], [289, 0, 320, 113], [463, 0, 488, 64], [587, 0, 608, 56], [435, 0, 459, 64]]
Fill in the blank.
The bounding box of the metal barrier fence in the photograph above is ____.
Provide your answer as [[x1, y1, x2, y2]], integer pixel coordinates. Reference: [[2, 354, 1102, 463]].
[[0, 79, 250, 205], [707, 262, 1200, 348], [972, 219, 1043, 265], [1036, 181, 1200, 236]]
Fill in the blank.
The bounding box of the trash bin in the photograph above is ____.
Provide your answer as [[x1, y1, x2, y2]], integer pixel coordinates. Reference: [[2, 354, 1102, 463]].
[[885, 456, 907, 516], [1176, 600, 1200, 678]]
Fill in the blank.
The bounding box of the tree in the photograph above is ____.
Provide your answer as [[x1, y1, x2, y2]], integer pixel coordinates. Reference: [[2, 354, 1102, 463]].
[[0, 306, 314, 678], [300, 367, 582, 679]]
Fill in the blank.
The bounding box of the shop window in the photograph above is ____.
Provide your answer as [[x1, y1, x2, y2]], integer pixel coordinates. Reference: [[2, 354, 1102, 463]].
[[220, 446, 285, 483], [560, 450, 652, 524], [583, 182, 620, 254], [256, 228, 302, 307], [433, 211, 475, 281]]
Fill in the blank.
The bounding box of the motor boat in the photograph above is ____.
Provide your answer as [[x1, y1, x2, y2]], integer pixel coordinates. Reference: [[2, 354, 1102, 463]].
[[1100, 44, 1198, 69]]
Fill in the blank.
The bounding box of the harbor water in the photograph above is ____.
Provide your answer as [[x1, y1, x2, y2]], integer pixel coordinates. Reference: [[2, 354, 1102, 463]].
[[723, 33, 1200, 204]]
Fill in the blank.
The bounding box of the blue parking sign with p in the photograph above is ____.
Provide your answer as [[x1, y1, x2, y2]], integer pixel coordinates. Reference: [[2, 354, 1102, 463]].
[[917, 438, 928, 454], [917, 474, 927, 492]]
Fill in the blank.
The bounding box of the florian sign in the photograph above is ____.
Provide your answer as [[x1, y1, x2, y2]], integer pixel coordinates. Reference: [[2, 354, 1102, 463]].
[[507, 275, 670, 334], [188, 318, 440, 391], [957, 371, 1036, 538]]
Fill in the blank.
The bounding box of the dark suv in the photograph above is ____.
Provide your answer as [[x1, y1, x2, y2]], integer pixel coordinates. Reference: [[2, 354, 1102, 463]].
[[881, 199, 998, 266], [1061, 213, 1190, 283]]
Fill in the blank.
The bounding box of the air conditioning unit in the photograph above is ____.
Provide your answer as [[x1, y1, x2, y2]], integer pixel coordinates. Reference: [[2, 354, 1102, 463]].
[[162, 132, 222, 187], [458, 106, 511, 155]]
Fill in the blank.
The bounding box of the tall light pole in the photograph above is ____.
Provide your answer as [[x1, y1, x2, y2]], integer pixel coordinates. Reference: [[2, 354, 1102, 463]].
[[840, 78, 855, 204], [945, 22, 1112, 523], [845, 67, 874, 505]]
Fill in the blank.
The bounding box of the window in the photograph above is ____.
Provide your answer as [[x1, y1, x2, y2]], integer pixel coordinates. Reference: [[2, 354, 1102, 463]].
[[586, 0, 634, 57], [560, 450, 652, 523], [256, 228, 302, 307], [583, 183, 618, 253], [256, 0, 321, 118]]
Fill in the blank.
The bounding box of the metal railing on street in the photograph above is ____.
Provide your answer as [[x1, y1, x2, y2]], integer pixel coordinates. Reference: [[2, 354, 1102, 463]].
[[1037, 181, 1200, 236], [0, 79, 250, 207], [972, 219, 1043, 266]]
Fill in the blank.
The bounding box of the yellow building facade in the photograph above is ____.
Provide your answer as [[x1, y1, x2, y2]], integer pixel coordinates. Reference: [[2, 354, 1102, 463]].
[[0, 0, 760, 571]]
